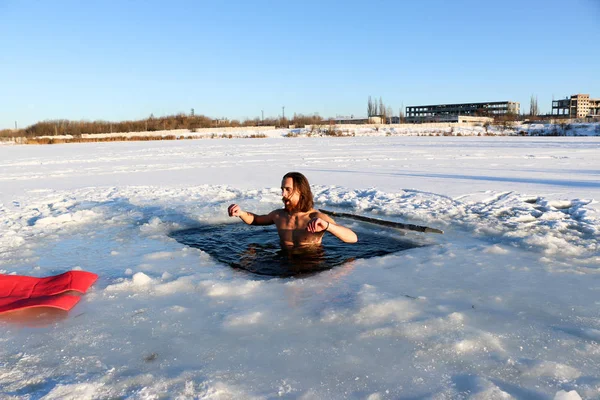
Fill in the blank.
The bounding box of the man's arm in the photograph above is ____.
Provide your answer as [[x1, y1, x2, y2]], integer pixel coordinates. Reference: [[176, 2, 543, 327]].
[[307, 213, 358, 243], [228, 204, 275, 226]]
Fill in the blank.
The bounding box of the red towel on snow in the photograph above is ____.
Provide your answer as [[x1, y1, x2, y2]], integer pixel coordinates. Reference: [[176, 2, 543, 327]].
[[0, 270, 98, 314]]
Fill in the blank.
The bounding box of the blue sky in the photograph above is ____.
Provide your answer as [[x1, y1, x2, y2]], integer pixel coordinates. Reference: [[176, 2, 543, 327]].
[[1, 0, 599, 128]]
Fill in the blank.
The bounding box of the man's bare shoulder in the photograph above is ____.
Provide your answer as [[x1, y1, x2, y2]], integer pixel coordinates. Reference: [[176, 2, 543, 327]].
[[269, 209, 286, 218], [309, 209, 334, 222]]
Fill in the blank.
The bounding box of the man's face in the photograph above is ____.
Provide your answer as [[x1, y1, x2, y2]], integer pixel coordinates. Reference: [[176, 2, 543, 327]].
[[281, 177, 300, 211]]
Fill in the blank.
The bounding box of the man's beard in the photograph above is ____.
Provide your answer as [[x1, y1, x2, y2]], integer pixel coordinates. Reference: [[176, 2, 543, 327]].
[[282, 197, 300, 213]]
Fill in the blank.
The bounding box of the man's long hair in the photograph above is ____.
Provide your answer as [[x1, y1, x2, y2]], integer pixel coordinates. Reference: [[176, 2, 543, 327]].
[[283, 172, 314, 212]]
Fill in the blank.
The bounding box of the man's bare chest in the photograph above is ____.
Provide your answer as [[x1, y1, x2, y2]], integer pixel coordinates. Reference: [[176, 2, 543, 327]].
[[275, 213, 311, 230]]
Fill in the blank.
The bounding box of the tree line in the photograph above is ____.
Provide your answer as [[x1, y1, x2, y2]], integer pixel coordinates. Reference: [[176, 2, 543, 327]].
[[0, 113, 326, 138], [367, 96, 396, 122]]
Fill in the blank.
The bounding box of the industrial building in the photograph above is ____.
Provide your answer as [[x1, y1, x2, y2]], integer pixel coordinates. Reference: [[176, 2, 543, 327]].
[[551, 94, 600, 119], [405, 101, 520, 123], [333, 116, 393, 124]]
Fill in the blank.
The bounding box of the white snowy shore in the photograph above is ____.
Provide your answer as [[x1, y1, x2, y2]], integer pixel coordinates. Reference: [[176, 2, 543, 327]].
[[0, 136, 599, 399], [1, 121, 598, 145]]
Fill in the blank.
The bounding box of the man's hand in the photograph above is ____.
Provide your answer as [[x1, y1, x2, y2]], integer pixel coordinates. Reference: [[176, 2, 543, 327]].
[[307, 217, 329, 233], [228, 204, 242, 217]]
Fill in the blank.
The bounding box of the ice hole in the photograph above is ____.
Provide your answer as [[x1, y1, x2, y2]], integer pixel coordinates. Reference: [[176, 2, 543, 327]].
[[169, 222, 425, 277]]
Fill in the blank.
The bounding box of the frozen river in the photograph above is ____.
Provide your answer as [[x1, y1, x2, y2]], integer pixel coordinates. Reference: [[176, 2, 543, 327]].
[[1, 136, 598, 399]]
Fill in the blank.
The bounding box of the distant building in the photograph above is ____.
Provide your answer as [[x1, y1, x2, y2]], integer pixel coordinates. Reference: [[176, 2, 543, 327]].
[[332, 115, 482, 125], [332, 116, 387, 124], [405, 101, 520, 123], [368, 116, 383, 124], [551, 94, 600, 119], [333, 116, 370, 124]]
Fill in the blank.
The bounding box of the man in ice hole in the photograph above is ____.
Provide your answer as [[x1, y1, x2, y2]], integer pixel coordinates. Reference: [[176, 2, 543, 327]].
[[228, 172, 357, 248]]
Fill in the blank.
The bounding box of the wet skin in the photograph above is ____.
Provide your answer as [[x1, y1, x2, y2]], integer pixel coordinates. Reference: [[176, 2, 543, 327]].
[[228, 177, 357, 248]]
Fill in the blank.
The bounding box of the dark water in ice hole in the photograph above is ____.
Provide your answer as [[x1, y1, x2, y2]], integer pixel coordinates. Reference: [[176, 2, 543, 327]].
[[169, 222, 424, 277]]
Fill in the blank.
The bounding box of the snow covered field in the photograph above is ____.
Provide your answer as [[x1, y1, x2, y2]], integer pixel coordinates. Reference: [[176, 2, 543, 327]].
[[1, 136, 599, 399]]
